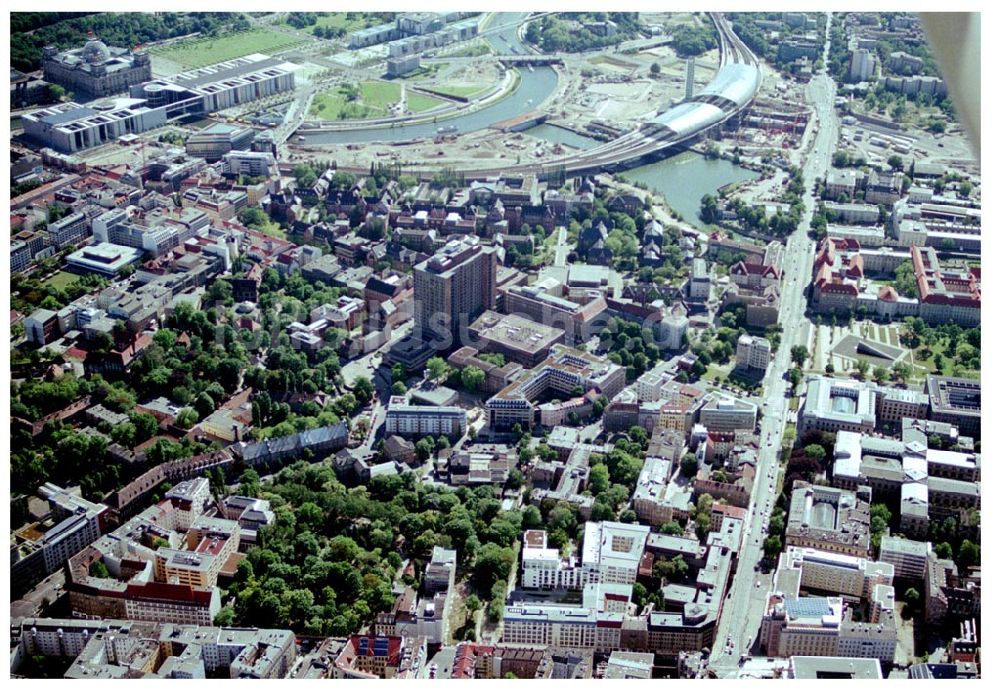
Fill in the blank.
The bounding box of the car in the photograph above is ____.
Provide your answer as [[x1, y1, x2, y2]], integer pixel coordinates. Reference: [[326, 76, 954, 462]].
[[756, 581, 761, 588]]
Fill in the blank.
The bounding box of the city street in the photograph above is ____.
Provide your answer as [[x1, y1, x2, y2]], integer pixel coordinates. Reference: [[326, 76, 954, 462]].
[[709, 13, 837, 676]]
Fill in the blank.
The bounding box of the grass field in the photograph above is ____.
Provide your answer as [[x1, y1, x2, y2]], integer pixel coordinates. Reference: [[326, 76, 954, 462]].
[[151, 28, 309, 69], [406, 92, 445, 112], [360, 81, 401, 110], [45, 271, 81, 292], [309, 81, 401, 120], [430, 83, 490, 99]]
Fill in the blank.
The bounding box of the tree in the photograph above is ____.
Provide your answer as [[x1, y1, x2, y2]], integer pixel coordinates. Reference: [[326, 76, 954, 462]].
[[505, 468, 525, 491], [763, 535, 783, 558], [583, 461, 609, 494], [887, 155, 904, 172], [414, 437, 434, 463], [391, 381, 407, 396], [933, 542, 953, 559], [435, 435, 450, 453], [660, 521, 684, 536], [175, 407, 199, 430], [426, 357, 449, 381], [214, 607, 236, 626], [207, 279, 234, 305], [48, 84, 67, 102], [472, 543, 516, 594], [957, 539, 980, 569], [904, 587, 920, 607], [825, 362, 835, 375], [650, 62, 661, 76], [789, 366, 802, 393], [238, 206, 269, 227], [700, 194, 719, 224], [680, 453, 699, 478], [90, 560, 110, 579], [802, 443, 825, 461], [353, 376, 374, 404], [522, 505, 543, 529], [872, 366, 890, 384], [294, 163, 318, 189], [238, 468, 261, 497], [460, 366, 486, 393], [891, 362, 912, 384], [790, 345, 809, 367], [855, 358, 870, 379], [692, 512, 711, 541], [391, 362, 407, 383]]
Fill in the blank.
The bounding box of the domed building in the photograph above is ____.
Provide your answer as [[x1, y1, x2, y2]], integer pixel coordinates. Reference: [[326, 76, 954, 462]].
[[42, 31, 152, 99]]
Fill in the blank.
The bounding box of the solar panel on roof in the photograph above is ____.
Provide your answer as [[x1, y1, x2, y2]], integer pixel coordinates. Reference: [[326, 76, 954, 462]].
[[786, 597, 832, 619]]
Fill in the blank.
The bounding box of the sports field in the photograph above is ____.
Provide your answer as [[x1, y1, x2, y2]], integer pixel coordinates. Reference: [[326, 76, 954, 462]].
[[151, 28, 308, 69]]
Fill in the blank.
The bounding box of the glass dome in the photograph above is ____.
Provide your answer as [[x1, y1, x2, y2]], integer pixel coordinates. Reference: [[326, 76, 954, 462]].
[[82, 38, 111, 64]]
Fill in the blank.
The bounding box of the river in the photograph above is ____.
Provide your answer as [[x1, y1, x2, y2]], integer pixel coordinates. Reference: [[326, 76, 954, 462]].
[[522, 123, 758, 227], [302, 13, 559, 146], [622, 151, 759, 227]]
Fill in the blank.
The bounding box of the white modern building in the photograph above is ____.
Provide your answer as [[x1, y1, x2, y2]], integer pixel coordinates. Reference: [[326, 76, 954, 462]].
[[385, 396, 467, 437], [778, 546, 894, 601], [799, 376, 878, 434], [65, 242, 144, 277], [735, 334, 771, 371]]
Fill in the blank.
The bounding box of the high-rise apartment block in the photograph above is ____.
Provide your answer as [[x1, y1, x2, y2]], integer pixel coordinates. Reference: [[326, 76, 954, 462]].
[[414, 236, 497, 346]]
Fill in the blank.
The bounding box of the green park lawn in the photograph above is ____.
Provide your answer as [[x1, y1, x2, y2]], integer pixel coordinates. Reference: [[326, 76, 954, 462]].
[[430, 83, 490, 99], [359, 81, 401, 110], [309, 81, 402, 120], [406, 92, 446, 113], [151, 28, 308, 69], [45, 270, 81, 292]]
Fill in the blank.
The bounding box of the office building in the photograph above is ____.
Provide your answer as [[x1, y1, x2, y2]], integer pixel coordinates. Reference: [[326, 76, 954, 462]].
[[799, 376, 878, 435], [47, 210, 90, 249], [785, 483, 872, 557], [849, 47, 877, 82], [789, 655, 882, 679], [425, 547, 458, 593], [334, 635, 426, 679], [25, 54, 294, 153], [501, 279, 608, 344], [486, 345, 626, 430], [221, 150, 276, 178], [186, 122, 255, 162], [384, 396, 467, 437], [925, 375, 980, 437], [11, 240, 32, 274], [468, 310, 565, 367], [698, 394, 758, 432], [688, 258, 710, 300], [414, 236, 497, 346], [878, 536, 931, 583], [521, 530, 584, 590], [735, 334, 771, 371], [11, 483, 108, 596], [778, 547, 894, 601], [65, 242, 144, 277]]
